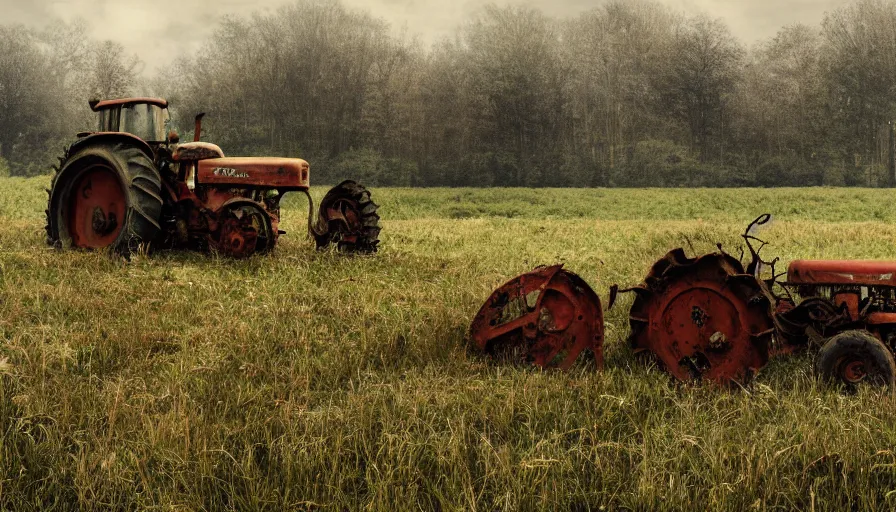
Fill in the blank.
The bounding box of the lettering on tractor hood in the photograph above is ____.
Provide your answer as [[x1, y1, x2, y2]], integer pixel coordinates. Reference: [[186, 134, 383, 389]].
[[213, 167, 250, 178]]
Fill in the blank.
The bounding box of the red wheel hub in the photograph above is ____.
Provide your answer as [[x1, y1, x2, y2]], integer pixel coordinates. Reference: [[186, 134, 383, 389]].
[[217, 216, 258, 257], [324, 198, 362, 244], [210, 204, 272, 258], [841, 359, 867, 383], [67, 166, 126, 248]]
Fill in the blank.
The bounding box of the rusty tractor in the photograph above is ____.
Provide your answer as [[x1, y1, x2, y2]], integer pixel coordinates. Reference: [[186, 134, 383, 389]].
[[470, 214, 896, 390], [46, 98, 380, 258]]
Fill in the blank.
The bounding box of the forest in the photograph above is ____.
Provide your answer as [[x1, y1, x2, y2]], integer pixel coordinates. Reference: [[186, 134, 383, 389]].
[[1, 0, 896, 187]]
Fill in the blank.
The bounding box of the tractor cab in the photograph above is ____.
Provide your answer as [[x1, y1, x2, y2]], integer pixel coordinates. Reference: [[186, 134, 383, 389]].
[[88, 97, 170, 143]]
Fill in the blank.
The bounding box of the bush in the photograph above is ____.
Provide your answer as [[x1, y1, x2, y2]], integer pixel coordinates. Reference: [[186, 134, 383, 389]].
[[612, 140, 707, 187], [755, 155, 821, 187], [0, 157, 9, 178], [329, 148, 417, 186]]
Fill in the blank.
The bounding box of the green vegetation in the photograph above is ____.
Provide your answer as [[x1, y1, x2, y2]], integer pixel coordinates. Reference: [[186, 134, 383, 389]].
[[7, 0, 896, 188], [3, 179, 896, 510]]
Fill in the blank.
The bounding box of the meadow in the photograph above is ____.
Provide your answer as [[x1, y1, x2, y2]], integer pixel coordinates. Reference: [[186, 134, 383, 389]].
[[2, 177, 896, 510]]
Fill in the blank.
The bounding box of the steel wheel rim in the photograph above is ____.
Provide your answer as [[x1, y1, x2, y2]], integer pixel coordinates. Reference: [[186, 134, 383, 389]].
[[66, 165, 126, 249], [839, 357, 868, 384], [215, 204, 273, 257], [628, 250, 773, 385], [327, 198, 362, 236]]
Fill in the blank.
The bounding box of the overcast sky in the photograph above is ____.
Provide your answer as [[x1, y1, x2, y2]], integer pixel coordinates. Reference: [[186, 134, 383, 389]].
[[1, 0, 853, 73]]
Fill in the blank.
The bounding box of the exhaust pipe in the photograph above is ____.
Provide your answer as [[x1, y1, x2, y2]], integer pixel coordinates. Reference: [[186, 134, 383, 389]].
[[194, 113, 206, 142]]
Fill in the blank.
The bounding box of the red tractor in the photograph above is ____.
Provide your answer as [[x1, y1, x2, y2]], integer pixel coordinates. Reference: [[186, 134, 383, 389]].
[[45, 98, 380, 258], [470, 214, 896, 390]]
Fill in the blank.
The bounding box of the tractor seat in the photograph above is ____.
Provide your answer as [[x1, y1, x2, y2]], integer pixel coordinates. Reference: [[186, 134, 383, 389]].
[[173, 142, 225, 161], [787, 260, 896, 286]]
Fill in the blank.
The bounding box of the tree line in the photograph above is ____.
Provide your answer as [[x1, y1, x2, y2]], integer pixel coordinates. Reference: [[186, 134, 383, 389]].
[[3, 0, 896, 187]]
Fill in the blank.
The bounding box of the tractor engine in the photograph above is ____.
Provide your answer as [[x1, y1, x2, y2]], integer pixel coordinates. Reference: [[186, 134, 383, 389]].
[[159, 141, 310, 257], [787, 260, 896, 315], [784, 260, 896, 344]]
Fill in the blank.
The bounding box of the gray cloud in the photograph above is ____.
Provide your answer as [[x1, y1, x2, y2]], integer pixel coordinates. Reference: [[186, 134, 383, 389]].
[[0, 0, 853, 72]]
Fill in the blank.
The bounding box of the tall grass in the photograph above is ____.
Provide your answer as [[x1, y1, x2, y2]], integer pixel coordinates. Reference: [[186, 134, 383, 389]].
[[1, 177, 896, 510]]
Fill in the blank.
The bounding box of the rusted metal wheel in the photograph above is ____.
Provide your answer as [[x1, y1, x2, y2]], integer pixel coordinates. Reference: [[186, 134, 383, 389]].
[[815, 330, 896, 390], [311, 180, 380, 253], [627, 249, 774, 385], [67, 166, 126, 248], [46, 143, 162, 257], [211, 202, 274, 258], [470, 265, 604, 370]]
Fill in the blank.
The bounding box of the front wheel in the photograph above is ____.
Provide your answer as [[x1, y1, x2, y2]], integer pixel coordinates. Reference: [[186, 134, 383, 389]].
[[210, 202, 275, 258], [815, 330, 896, 390]]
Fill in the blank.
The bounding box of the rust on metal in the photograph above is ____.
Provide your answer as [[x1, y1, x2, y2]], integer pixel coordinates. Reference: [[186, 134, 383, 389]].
[[787, 260, 896, 287], [470, 265, 604, 370], [772, 297, 848, 351], [197, 158, 310, 189], [208, 201, 275, 258], [776, 259, 896, 352], [89, 97, 169, 111], [67, 165, 125, 248], [865, 312, 896, 325], [309, 180, 381, 253], [46, 97, 380, 258], [194, 113, 206, 142], [627, 249, 774, 385], [841, 359, 868, 383], [172, 142, 225, 161]]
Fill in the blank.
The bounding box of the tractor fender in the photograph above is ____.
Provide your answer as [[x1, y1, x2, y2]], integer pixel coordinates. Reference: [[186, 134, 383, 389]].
[[67, 132, 155, 160], [216, 197, 270, 215]]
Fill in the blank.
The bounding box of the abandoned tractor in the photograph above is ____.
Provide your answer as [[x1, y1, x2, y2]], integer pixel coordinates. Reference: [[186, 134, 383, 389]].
[[470, 214, 896, 390], [775, 260, 896, 388], [46, 98, 380, 258]]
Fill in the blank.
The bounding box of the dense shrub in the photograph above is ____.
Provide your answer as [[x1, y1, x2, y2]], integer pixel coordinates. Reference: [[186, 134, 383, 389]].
[[328, 148, 417, 186], [612, 140, 710, 187]]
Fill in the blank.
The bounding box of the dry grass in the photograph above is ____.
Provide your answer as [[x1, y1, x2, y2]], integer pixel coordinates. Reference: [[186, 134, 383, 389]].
[[2, 177, 896, 510]]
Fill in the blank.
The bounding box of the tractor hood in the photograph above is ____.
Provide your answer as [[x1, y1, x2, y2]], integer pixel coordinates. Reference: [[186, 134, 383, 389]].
[[197, 157, 310, 190], [787, 260, 896, 287]]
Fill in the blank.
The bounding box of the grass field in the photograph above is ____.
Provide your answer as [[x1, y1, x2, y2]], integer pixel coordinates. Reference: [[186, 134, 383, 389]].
[[3, 177, 896, 510]]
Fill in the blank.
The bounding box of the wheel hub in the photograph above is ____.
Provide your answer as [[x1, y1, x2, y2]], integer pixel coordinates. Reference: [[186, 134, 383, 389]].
[[67, 166, 126, 248], [841, 359, 867, 383], [310, 181, 380, 253], [91, 207, 118, 236], [212, 204, 273, 258]]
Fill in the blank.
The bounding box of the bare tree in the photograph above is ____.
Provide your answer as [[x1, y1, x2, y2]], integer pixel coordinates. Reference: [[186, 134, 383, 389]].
[[0, 26, 56, 169], [564, 1, 675, 183], [86, 41, 140, 100], [822, 0, 896, 175], [651, 15, 745, 161]]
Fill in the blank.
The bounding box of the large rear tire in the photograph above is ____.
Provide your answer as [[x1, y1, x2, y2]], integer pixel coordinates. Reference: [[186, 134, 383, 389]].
[[815, 330, 896, 390], [46, 142, 162, 257]]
